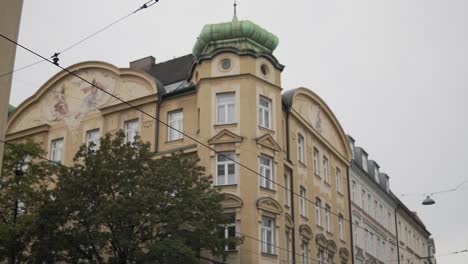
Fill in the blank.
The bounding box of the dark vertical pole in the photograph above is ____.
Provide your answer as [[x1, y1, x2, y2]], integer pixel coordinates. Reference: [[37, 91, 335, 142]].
[[154, 96, 161, 153], [346, 168, 355, 264], [395, 206, 401, 264], [286, 110, 296, 263]]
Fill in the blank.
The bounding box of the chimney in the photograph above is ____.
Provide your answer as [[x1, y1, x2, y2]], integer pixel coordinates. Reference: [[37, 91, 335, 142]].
[[130, 56, 155, 71]]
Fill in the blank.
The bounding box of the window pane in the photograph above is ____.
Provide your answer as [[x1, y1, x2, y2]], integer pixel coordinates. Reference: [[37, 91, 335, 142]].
[[217, 105, 225, 124], [227, 104, 235, 123]]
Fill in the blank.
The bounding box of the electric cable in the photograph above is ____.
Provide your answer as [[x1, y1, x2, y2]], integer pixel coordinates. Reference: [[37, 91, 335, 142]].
[[0, 0, 160, 78], [0, 32, 443, 260]]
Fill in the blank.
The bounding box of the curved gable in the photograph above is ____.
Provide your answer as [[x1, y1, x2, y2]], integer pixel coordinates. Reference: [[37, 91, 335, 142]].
[[7, 61, 158, 136], [283, 87, 352, 162]]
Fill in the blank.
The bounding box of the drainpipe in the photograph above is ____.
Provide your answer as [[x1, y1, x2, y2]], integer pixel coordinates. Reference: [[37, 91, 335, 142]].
[[285, 109, 296, 263], [346, 168, 355, 264], [395, 206, 401, 264], [154, 94, 161, 153]]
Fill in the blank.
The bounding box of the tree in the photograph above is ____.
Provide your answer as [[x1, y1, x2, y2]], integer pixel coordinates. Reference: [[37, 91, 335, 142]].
[[44, 131, 239, 263], [0, 141, 57, 264]]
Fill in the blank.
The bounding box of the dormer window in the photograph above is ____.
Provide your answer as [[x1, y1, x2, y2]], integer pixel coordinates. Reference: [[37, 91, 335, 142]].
[[362, 154, 368, 172], [374, 167, 380, 183], [349, 141, 354, 158], [385, 180, 390, 192]]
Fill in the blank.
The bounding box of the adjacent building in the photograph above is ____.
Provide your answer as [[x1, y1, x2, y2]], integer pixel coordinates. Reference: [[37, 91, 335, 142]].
[[0, 0, 23, 172], [349, 136, 398, 264], [349, 137, 436, 264], [5, 15, 354, 263]]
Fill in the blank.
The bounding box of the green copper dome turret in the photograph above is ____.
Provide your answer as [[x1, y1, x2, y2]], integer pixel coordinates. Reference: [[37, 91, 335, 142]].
[[192, 18, 284, 70], [8, 104, 16, 115]]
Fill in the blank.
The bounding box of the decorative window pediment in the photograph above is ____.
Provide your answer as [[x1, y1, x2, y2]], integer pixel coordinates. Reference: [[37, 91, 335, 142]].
[[256, 196, 283, 215], [326, 239, 337, 255], [221, 193, 243, 209], [256, 133, 281, 152], [285, 213, 293, 227], [339, 247, 350, 261], [315, 234, 328, 249], [299, 224, 313, 240], [208, 129, 243, 145]]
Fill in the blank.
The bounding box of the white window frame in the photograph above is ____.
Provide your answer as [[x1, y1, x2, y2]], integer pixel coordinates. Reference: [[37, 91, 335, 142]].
[[258, 96, 271, 129], [315, 198, 321, 226], [168, 109, 183, 141], [313, 148, 319, 175], [223, 213, 237, 251], [325, 204, 331, 232], [216, 152, 236, 185], [284, 172, 291, 207], [50, 138, 64, 162], [86, 129, 100, 150], [124, 119, 139, 143], [339, 215, 344, 240], [301, 240, 310, 264], [336, 167, 342, 193], [362, 154, 368, 172], [351, 180, 356, 202], [300, 186, 307, 217], [298, 133, 305, 163], [216, 92, 236, 124], [261, 216, 275, 254], [374, 167, 380, 183], [259, 155, 274, 190], [323, 156, 329, 183]]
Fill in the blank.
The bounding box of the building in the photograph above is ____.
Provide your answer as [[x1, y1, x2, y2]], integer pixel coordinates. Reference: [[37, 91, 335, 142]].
[[349, 137, 398, 264], [5, 14, 354, 263], [394, 197, 434, 264], [0, 0, 23, 172], [349, 137, 436, 264]]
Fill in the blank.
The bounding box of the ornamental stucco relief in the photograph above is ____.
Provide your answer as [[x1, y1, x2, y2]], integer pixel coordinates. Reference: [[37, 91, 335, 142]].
[[295, 94, 345, 155]]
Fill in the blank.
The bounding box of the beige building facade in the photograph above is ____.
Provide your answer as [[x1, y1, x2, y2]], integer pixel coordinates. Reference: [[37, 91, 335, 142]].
[[0, 0, 24, 172], [5, 17, 354, 263], [395, 203, 434, 264]]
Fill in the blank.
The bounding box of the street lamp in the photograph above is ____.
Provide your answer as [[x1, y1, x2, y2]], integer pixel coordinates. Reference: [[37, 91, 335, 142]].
[[422, 196, 435, 205]]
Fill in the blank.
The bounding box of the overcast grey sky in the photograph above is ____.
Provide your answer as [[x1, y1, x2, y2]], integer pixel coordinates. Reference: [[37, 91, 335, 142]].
[[7, 0, 468, 263]]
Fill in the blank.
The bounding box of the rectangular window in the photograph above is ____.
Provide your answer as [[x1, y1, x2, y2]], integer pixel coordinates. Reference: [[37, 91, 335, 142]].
[[336, 167, 342, 193], [50, 138, 64, 162], [364, 230, 369, 251], [284, 172, 291, 207], [323, 156, 329, 183], [317, 250, 324, 264], [362, 154, 368, 172], [367, 194, 372, 213], [379, 205, 384, 223], [351, 180, 356, 202], [259, 155, 273, 189], [353, 221, 359, 247], [261, 216, 275, 254], [300, 186, 307, 217], [377, 238, 381, 259], [301, 240, 310, 264], [374, 200, 378, 219], [315, 198, 321, 226], [298, 134, 305, 163], [325, 204, 331, 232], [258, 96, 271, 129], [216, 152, 236, 185], [86, 129, 100, 150], [168, 109, 183, 141], [124, 119, 139, 143], [374, 167, 380, 183], [361, 190, 366, 210], [369, 233, 374, 255], [327, 256, 333, 264], [313, 148, 319, 175], [216, 93, 235, 124], [223, 213, 236, 250], [339, 215, 344, 240], [286, 229, 292, 263]]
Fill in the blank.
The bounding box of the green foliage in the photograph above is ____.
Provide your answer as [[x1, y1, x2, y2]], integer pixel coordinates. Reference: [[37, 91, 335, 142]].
[[0, 141, 57, 263], [41, 131, 240, 263]]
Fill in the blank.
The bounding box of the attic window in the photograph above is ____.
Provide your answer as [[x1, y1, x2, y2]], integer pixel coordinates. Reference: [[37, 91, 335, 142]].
[[260, 64, 269, 76]]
